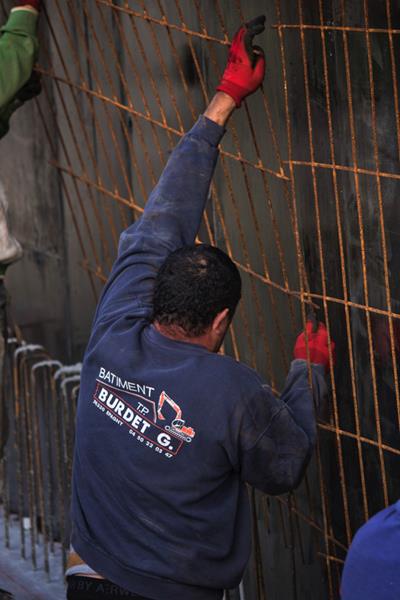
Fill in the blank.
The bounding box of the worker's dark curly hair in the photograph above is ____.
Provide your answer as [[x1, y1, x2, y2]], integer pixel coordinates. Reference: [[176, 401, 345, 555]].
[[152, 244, 242, 337]]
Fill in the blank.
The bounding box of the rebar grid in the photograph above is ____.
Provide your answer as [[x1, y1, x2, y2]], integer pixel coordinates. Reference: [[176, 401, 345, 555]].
[[2, 0, 400, 597]]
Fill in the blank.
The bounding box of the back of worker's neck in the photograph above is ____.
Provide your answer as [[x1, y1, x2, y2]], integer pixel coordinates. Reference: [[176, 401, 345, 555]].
[[153, 321, 213, 352]]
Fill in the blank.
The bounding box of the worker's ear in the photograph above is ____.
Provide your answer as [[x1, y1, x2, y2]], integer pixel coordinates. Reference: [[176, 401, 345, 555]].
[[212, 308, 230, 333]]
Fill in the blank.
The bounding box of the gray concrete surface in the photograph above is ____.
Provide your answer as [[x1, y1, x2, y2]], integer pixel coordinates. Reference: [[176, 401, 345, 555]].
[[0, 513, 65, 600]]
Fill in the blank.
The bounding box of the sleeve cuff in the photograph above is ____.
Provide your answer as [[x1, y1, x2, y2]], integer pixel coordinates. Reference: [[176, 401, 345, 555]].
[[11, 7, 38, 16], [189, 115, 226, 147], [2, 8, 38, 36], [291, 359, 326, 376]]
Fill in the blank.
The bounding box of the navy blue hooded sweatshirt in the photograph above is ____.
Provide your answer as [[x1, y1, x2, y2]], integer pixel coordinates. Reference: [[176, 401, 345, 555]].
[[71, 115, 326, 600]]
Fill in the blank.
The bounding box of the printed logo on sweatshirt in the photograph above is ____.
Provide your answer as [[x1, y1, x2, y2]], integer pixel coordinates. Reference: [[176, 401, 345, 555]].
[[92, 379, 196, 458]]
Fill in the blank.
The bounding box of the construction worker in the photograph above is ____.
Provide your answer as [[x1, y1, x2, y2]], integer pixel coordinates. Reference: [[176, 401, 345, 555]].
[[67, 16, 332, 600], [0, 0, 41, 464], [341, 501, 400, 599]]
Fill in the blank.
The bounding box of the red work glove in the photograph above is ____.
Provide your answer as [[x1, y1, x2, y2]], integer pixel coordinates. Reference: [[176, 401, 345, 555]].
[[294, 320, 335, 372], [217, 15, 266, 107], [14, 0, 40, 11]]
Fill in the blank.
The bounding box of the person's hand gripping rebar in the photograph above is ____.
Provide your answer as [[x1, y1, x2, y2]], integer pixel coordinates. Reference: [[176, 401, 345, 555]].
[[217, 15, 266, 107], [294, 312, 336, 373]]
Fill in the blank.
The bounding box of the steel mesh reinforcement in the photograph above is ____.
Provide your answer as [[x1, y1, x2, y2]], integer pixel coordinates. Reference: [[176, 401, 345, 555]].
[[1, 1, 400, 598]]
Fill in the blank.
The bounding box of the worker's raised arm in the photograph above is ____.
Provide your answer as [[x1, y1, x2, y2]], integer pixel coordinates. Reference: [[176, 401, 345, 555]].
[[124, 94, 233, 258], [95, 16, 266, 326], [236, 322, 332, 495], [0, 2, 40, 115]]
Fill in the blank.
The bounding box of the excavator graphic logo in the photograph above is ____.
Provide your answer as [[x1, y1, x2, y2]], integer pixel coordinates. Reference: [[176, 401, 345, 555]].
[[157, 391, 196, 443]]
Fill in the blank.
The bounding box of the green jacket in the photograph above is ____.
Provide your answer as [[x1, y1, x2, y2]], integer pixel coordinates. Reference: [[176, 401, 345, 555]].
[[0, 8, 39, 139]]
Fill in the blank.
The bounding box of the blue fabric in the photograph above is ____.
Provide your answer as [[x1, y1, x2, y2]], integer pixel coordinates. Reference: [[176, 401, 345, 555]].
[[71, 115, 326, 600], [341, 501, 400, 599]]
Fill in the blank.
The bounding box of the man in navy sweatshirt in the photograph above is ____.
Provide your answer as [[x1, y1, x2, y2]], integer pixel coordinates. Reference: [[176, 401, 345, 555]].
[[67, 16, 330, 600], [341, 501, 400, 599]]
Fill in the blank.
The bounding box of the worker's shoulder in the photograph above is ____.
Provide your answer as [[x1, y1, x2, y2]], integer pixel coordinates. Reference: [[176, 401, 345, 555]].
[[201, 351, 265, 390], [354, 501, 400, 543]]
